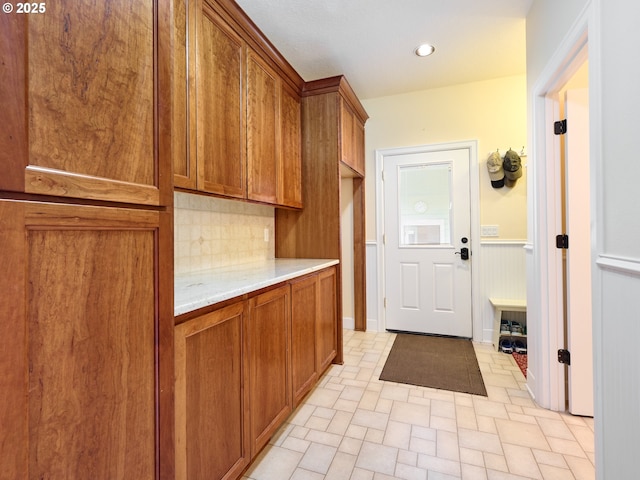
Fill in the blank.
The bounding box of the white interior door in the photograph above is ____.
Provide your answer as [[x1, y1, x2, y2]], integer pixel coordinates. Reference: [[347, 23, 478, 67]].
[[565, 88, 594, 416], [383, 147, 472, 337]]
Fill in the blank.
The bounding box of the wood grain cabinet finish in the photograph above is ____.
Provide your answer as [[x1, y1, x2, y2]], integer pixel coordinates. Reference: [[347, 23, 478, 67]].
[[279, 84, 303, 208], [0, 200, 174, 479], [0, 0, 172, 206], [290, 275, 319, 407], [175, 302, 250, 480], [174, 266, 337, 478], [247, 51, 279, 204], [195, 4, 246, 198], [317, 267, 339, 373], [175, 0, 303, 208], [247, 51, 303, 208], [340, 99, 366, 176], [277, 75, 369, 342], [290, 267, 337, 407], [247, 285, 292, 454]]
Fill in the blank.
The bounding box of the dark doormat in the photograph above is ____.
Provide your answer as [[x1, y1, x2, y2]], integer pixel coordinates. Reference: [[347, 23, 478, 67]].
[[379, 333, 487, 396]]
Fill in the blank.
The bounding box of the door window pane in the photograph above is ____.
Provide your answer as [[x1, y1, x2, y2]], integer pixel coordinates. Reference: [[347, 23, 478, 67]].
[[398, 162, 452, 246]]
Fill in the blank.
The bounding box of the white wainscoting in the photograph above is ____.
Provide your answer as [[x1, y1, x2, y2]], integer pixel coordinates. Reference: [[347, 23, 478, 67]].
[[596, 255, 640, 478], [365, 242, 379, 331], [479, 241, 527, 343], [366, 240, 526, 340]]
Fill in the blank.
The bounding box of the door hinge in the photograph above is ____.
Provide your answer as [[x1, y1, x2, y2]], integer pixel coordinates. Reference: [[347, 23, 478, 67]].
[[383, 234, 386, 245], [383, 297, 387, 308], [554, 119, 567, 135], [556, 234, 569, 249], [558, 349, 571, 365]]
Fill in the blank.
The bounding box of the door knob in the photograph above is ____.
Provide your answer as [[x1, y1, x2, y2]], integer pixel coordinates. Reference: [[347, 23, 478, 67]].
[[455, 247, 470, 260]]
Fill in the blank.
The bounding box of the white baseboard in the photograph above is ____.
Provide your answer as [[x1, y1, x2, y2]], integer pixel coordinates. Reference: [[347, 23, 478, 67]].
[[343, 317, 379, 332], [343, 317, 355, 330]]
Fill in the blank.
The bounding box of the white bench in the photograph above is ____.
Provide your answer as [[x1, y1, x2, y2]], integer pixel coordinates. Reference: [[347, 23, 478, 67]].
[[490, 297, 527, 351]]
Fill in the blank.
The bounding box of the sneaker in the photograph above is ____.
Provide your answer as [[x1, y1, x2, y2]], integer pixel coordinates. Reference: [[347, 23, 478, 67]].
[[514, 340, 527, 354], [499, 338, 514, 354], [500, 320, 511, 335], [510, 321, 523, 336]]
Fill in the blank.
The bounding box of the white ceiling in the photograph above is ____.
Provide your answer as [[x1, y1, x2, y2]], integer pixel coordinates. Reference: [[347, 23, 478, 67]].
[[235, 0, 533, 100]]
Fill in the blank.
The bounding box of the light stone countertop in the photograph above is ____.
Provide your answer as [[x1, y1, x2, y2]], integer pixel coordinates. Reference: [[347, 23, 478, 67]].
[[174, 258, 339, 316]]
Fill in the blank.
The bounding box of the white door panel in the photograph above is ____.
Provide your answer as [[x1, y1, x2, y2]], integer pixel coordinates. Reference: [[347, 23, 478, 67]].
[[565, 88, 594, 416], [384, 148, 472, 337]]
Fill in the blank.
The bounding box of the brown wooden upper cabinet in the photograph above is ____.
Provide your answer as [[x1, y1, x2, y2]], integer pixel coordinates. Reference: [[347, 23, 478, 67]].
[[340, 95, 367, 177], [174, 0, 303, 209], [0, 0, 172, 207]]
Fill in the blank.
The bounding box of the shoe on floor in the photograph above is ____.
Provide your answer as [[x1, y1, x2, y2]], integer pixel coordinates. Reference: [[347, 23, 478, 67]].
[[514, 340, 527, 354], [499, 338, 514, 354]]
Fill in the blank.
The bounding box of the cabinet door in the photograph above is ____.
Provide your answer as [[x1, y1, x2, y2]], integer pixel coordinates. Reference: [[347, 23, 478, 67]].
[[247, 50, 279, 204], [248, 285, 291, 454], [175, 302, 250, 480], [353, 116, 366, 176], [173, 0, 196, 190], [290, 275, 318, 407], [0, 200, 172, 479], [339, 98, 365, 177], [0, 1, 172, 206], [196, 6, 246, 198], [340, 99, 356, 172], [279, 84, 303, 208], [317, 267, 338, 373]]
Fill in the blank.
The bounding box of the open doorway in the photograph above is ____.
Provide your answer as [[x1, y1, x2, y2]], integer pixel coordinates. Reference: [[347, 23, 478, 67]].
[[529, 24, 594, 416]]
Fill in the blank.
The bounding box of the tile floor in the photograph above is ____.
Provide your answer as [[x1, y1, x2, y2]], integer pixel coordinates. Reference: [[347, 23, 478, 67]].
[[243, 330, 595, 480]]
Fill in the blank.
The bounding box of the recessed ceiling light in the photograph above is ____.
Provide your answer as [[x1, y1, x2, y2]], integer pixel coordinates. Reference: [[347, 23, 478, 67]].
[[414, 44, 435, 57]]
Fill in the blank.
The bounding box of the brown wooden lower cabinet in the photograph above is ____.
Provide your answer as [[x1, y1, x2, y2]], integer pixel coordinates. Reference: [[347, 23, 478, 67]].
[[174, 302, 250, 480], [290, 267, 338, 407], [247, 285, 292, 453], [0, 199, 173, 479], [290, 275, 319, 407], [317, 267, 338, 372], [174, 265, 338, 480]]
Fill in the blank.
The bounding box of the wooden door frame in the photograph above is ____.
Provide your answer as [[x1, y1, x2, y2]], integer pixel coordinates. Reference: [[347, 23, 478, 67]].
[[375, 140, 482, 341]]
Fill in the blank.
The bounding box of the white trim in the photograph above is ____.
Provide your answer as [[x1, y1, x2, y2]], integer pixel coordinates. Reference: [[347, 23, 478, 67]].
[[342, 316, 355, 330], [596, 255, 640, 276], [480, 240, 528, 246], [375, 140, 481, 341]]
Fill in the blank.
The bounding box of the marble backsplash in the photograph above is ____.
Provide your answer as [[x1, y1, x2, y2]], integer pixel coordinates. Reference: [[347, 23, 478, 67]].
[[174, 191, 275, 275]]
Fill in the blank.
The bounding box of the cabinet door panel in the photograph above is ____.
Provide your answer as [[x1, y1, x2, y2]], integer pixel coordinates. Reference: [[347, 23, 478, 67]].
[[0, 200, 167, 479], [0, 1, 171, 206], [340, 100, 355, 171], [279, 85, 303, 208], [353, 118, 366, 176], [196, 7, 246, 198], [175, 302, 249, 480], [317, 268, 338, 373], [290, 275, 318, 407], [247, 51, 279, 204], [248, 285, 291, 453]]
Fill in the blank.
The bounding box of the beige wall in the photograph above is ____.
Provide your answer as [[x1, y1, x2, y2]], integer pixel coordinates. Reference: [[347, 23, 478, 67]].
[[362, 75, 527, 241]]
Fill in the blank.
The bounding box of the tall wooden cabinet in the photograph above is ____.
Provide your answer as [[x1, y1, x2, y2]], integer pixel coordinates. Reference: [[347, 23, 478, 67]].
[[276, 76, 369, 349], [174, 0, 303, 208], [0, 2, 174, 478]]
